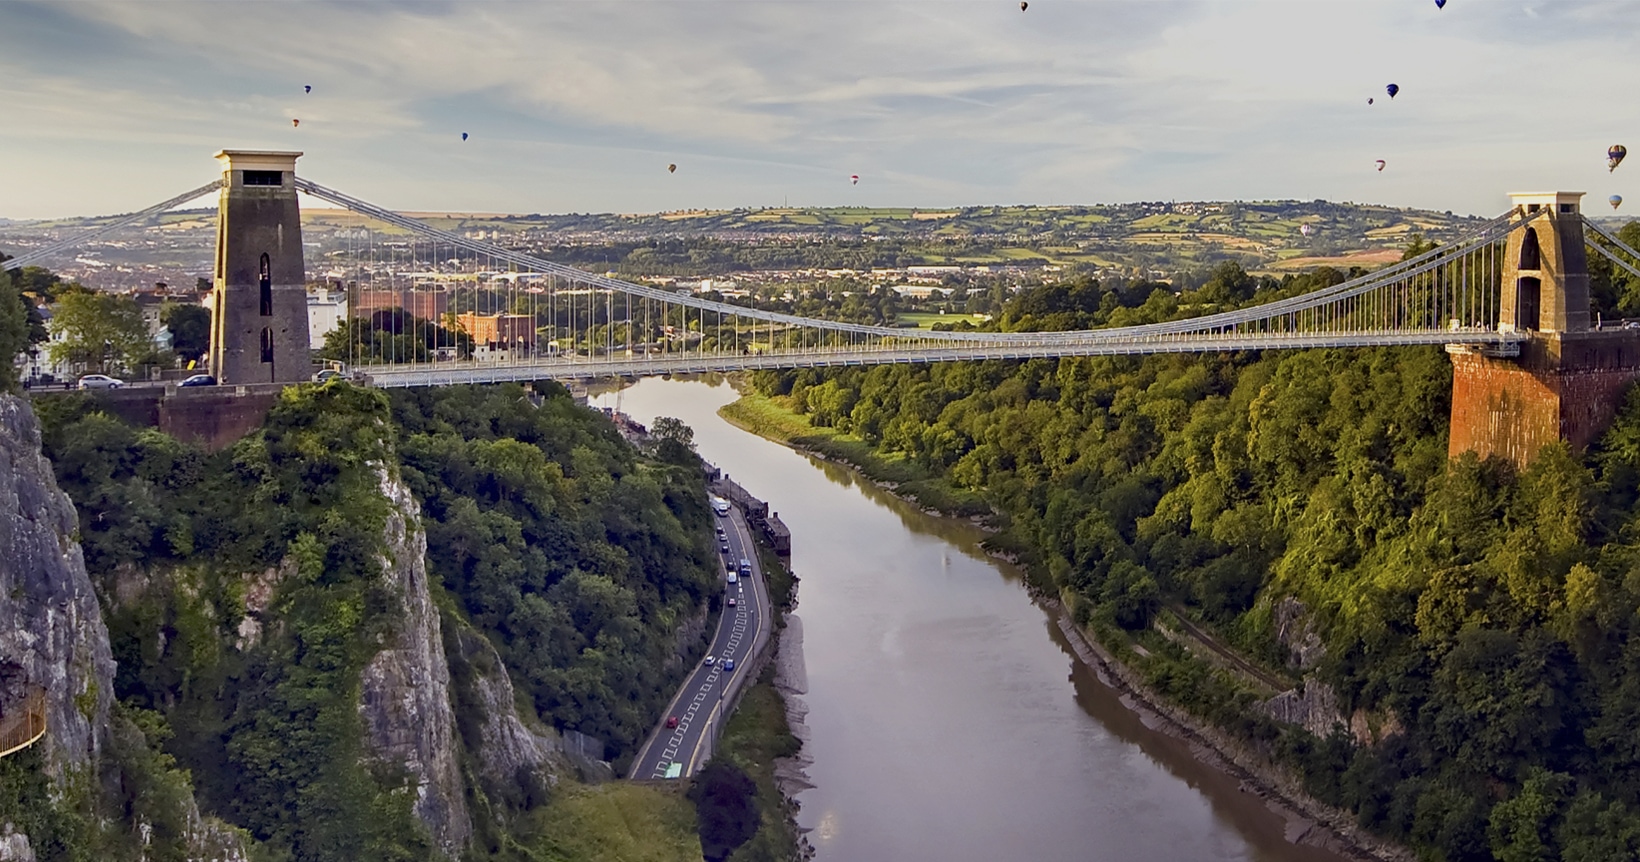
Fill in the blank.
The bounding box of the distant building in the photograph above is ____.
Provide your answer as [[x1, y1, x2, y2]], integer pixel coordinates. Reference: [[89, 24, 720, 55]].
[[307, 286, 347, 349], [455, 312, 536, 350]]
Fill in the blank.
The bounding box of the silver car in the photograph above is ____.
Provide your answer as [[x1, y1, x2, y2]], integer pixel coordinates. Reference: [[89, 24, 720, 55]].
[[76, 374, 125, 390]]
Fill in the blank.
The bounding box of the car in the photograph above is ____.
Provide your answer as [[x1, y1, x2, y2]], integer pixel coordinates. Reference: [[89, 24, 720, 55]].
[[179, 374, 216, 387], [720, 542, 730, 552], [723, 659, 735, 672], [715, 526, 725, 537], [665, 715, 679, 729], [704, 655, 715, 666], [312, 369, 344, 383], [76, 374, 125, 390], [727, 597, 737, 608]]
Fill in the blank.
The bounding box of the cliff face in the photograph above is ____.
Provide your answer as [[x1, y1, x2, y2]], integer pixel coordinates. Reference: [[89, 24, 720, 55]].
[[445, 620, 565, 815], [0, 395, 115, 774], [358, 468, 471, 857]]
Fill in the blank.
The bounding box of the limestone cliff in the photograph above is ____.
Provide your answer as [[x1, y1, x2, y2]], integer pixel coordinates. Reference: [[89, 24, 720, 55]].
[[0, 394, 248, 861], [0, 395, 116, 776], [357, 467, 471, 857], [445, 620, 566, 817]]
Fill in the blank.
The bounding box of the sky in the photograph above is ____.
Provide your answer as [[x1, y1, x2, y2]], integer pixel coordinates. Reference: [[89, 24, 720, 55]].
[[1, 0, 1637, 220]]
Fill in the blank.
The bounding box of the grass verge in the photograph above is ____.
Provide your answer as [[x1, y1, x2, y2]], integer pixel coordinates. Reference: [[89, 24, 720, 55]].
[[530, 782, 702, 862], [719, 392, 990, 518]]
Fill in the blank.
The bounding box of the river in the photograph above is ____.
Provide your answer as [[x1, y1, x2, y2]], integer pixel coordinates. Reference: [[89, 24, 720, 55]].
[[593, 377, 1351, 862]]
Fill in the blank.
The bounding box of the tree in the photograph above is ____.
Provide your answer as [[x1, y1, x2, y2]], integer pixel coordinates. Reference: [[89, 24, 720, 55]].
[[689, 761, 759, 862], [652, 416, 698, 465], [159, 302, 211, 362], [0, 254, 28, 390], [48, 288, 157, 375]]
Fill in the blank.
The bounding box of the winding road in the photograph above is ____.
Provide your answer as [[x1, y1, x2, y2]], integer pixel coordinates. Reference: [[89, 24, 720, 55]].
[[628, 500, 770, 779]]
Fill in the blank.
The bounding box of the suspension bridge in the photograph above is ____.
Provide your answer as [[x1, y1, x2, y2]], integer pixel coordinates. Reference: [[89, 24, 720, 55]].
[[9, 150, 1640, 392], [8, 150, 1640, 464]]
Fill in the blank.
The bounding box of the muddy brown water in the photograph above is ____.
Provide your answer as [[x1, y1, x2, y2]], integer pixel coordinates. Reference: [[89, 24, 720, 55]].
[[594, 377, 1352, 862]]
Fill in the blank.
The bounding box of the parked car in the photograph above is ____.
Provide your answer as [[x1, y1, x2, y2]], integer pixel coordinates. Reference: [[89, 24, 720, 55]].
[[312, 369, 344, 383], [179, 374, 217, 387], [665, 715, 679, 729], [723, 659, 735, 672], [76, 374, 125, 390]]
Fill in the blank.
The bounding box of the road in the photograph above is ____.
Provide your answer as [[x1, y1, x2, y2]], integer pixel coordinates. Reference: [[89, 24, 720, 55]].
[[628, 500, 770, 780]]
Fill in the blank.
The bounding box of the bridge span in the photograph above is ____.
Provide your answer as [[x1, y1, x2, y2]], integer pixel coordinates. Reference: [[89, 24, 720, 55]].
[[8, 151, 1640, 464]]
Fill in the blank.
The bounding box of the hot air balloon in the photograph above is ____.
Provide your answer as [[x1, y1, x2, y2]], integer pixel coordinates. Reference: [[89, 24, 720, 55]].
[[461, 132, 469, 141], [1386, 83, 1399, 99], [668, 164, 677, 173], [1435, 0, 1445, 8], [1612, 195, 1624, 210], [1375, 159, 1386, 172], [850, 175, 859, 185], [292, 119, 300, 128], [1610, 145, 1627, 172], [1368, 98, 1374, 105], [304, 85, 311, 94], [1300, 224, 1313, 236], [1020, 1, 1028, 10]]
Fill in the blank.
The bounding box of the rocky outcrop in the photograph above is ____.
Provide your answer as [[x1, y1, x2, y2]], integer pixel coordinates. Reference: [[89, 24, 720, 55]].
[[1260, 679, 1347, 738], [0, 395, 116, 775], [444, 620, 565, 814], [357, 468, 471, 858], [1272, 596, 1326, 670]]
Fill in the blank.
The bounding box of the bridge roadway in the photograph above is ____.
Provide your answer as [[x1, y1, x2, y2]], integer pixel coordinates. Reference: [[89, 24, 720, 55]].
[[628, 501, 770, 780], [360, 329, 1523, 388]]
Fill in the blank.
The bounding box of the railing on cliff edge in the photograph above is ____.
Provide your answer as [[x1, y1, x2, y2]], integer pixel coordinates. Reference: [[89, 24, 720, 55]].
[[0, 687, 48, 759]]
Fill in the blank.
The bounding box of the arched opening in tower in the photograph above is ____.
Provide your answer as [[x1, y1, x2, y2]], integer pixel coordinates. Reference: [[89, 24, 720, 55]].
[[1520, 227, 1542, 271], [260, 327, 274, 364], [259, 253, 273, 317], [1518, 276, 1543, 331]]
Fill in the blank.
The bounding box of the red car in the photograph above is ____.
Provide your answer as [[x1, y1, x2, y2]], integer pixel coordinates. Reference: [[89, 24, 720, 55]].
[[728, 597, 737, 608], [665, 716, 679, 729]]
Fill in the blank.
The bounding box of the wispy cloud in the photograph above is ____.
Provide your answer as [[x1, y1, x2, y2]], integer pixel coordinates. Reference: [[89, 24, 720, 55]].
[[2, 1, 1637, 218]]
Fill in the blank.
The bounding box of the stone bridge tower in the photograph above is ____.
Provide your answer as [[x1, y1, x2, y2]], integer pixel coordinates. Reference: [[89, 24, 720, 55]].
[[1448, 192, 1640, 466], [209, 150, 312, 385]]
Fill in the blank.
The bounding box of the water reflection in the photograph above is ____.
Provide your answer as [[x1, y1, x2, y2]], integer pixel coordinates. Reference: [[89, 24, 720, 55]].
[[592, 377, 1351, 862]]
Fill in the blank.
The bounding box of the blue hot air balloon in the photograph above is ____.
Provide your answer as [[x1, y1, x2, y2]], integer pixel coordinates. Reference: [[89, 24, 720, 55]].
[[1613, 195, 1624, 210], [1368, 97, 1375, 105], [1610, 145, 1628, 172], [304, 85, 311, 94], [461, 132, 469, 141], [1386, 83, 1400, 98], [1435, 0, 1445, 8]]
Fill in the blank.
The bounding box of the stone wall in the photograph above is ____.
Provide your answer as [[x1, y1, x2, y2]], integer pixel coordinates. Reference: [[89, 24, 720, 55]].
[[1448, 329, 1640, 466]]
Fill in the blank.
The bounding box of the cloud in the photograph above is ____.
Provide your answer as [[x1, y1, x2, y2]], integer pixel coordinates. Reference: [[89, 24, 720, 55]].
[[1, 0, 1637, 218]]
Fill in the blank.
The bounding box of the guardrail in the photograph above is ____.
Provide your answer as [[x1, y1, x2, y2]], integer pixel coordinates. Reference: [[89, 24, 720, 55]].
[[0, 687, 48, 759]]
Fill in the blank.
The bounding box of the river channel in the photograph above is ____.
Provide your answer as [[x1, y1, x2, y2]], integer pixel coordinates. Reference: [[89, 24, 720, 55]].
[[593, 377, 1350, 862]]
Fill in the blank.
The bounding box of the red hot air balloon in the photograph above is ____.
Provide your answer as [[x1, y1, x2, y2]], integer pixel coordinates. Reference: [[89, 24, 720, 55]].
[[292, 119, 300, 128], [1375, 159, 1386, 172], [668, 164, 677, 173], [1020, 1, 1028, 10], [850, 175, 859, 185]]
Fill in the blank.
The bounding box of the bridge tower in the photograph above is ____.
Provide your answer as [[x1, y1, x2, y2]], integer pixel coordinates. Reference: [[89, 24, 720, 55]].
[[209, 150, 312, 385], [1448, 192, 1640, 466]]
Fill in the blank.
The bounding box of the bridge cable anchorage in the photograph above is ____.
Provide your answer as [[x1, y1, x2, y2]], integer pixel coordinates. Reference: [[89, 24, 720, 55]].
[[1, 180, 225, 272], [293, 176, 1522, 371], [1582, 217, 1640, 282]]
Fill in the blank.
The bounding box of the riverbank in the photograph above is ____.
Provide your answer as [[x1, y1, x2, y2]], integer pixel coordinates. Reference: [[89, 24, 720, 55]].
[[717, 390, 1411, 862], [718, 392, 991, 519]]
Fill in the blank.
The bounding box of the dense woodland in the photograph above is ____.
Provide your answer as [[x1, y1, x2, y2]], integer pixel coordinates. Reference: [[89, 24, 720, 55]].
[[30, 381, 718, 861], [749, 225, 1640, 861]]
